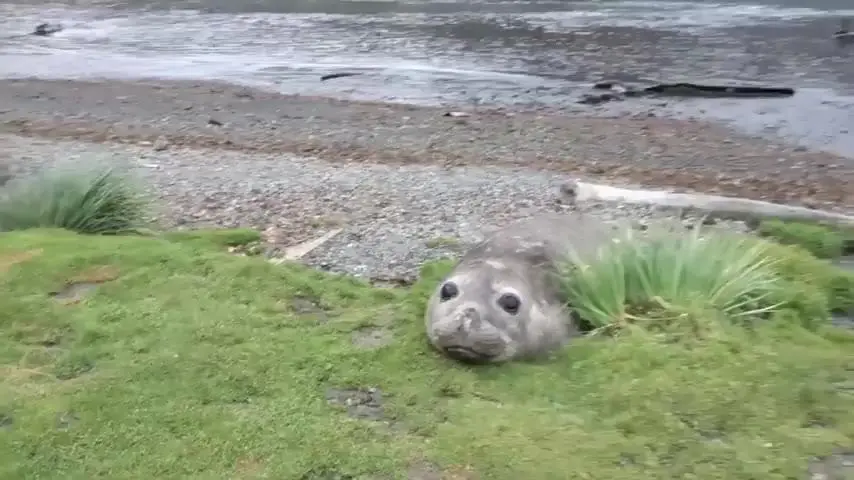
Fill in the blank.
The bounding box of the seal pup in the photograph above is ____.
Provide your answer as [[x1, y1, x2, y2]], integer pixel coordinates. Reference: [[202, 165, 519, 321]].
[[424, 212, 615, 364]]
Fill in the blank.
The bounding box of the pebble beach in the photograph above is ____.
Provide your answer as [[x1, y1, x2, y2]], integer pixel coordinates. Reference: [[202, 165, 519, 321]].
[[1, 78, 852, 281]]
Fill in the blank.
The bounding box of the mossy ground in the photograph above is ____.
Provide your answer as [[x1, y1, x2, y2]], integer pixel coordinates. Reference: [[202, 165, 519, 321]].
[[757, 220, 854, 260], [2, 228, 854, 479]]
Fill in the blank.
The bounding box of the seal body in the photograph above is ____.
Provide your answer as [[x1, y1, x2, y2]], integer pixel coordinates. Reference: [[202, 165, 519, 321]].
[[424, 212, 614, 364]]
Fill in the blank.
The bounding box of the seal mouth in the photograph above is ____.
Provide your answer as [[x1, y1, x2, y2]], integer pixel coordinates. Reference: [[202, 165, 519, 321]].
[[443, 346, 496, 364]]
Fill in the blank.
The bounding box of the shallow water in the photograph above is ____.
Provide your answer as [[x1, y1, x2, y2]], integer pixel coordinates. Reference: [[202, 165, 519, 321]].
[[0, 0, 852, 156]]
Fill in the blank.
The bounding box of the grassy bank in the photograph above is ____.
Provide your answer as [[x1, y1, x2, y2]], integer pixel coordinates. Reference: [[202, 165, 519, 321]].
[[1, 226, 853, 479], [2, 165, 854, 479]]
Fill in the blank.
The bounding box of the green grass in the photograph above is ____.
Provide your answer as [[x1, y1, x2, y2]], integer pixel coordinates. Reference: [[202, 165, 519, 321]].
[[2, 227, 854, 479], [757, 220, 854, 260], [0, 163, 149, 234]]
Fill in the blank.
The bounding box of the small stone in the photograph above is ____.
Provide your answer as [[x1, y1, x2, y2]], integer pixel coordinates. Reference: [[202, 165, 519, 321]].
[[152, 136, 169, 151]]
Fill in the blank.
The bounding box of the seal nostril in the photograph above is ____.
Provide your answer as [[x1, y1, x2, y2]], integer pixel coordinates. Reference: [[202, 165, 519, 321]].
[[462, 307, 482, 329]]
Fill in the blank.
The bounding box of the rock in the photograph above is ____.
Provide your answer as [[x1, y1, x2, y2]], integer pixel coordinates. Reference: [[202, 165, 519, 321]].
[[325, 387, 385, 420], [152, 136, 170, 151], [593, 80, 621, 90]]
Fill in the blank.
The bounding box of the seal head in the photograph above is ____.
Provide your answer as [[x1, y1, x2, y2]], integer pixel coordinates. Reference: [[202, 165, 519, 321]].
[[425, 255, 573, 364], [425, 213, 613, 364]]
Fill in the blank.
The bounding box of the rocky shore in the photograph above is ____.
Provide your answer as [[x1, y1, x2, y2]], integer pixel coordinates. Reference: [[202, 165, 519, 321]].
[[1, 77, 852, 280]]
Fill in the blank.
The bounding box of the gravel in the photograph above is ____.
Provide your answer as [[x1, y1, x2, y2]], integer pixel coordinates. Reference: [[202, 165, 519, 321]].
[[1, 78, 853, 208], [0, 133, 752, 282], [2, 77, 849, 280]]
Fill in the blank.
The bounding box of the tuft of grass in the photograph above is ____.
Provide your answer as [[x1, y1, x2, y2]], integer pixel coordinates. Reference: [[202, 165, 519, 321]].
[[757, 219, 854, 260], [561, 221, 788, 332], [757, 220, 848, 259], [763, 241, 854, 315], [0, 163, 149, 235], [1, 229, 853, 479]]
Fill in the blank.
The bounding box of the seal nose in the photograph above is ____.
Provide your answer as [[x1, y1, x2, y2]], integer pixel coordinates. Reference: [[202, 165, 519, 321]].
[[461, 307, 481, 330]]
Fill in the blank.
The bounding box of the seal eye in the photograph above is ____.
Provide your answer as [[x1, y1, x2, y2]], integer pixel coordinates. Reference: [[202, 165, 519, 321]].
[[498, 293, 521, 314], [439, 282, 459, 301]]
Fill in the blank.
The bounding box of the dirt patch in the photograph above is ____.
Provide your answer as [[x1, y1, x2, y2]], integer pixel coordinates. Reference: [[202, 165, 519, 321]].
[[49, 282, 101, 304], [55, 411, 79, 431], [289, 296, 330, 324], [227, 242, 266, 257], [49, 265, 121, 305], [299, 469, 354, 480], [351, 327, 394, 349], [325, 387, 385, 421], [0, 248, 43, 273], [70, 265, 121, 284], [0, 412, 13, 429], [406, 461, 442, 480], [233, 455, 266, 479]]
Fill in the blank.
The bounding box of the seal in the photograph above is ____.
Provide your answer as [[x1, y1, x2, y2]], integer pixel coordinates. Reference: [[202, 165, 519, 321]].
[[424, 212, 614, 364]]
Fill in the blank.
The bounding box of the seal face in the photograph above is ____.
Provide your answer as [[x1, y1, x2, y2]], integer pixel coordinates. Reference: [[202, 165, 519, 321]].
[[425, 213, 613, 364]]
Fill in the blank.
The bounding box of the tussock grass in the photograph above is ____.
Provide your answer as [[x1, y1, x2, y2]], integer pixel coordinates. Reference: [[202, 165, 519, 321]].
[[0, 162, 149, 234], [561, 221, 791, 333]]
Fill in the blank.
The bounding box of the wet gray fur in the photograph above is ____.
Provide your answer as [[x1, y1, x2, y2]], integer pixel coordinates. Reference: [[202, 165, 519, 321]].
[[424, 212, 615, 364]]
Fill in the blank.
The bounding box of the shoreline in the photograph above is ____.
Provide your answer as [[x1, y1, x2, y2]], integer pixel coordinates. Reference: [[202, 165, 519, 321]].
[[0, 77, 852, 208]]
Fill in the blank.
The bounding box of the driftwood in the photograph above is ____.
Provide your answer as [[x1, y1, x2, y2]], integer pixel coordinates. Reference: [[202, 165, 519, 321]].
[[562, 180, 854, 228], [33, 23, 63, 36], [643, 83, 794, 98], [834, 19, 854, 46], [835, 18, 851, 38], [269, 228, 343, 264], [320, 72, 364, 81], [3, 23, 63, 40], [592, 81, 794, 98], [580, 81, 795, 105]]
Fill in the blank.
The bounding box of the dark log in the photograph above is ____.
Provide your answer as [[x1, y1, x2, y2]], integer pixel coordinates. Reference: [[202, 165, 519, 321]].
[[32, 23, 63, 36], [320, 72, 364, 81], [642, 83, 794, 98], [589, 80, 795, 103]]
